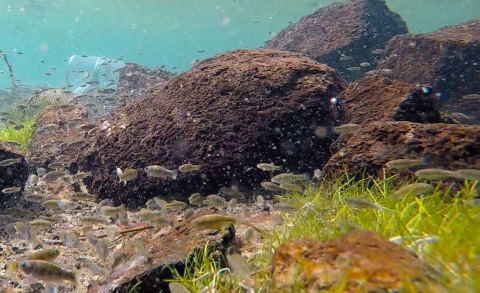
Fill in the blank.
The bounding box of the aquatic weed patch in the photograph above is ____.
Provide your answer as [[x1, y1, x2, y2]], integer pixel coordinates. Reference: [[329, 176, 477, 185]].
[[168, 175, 480, 292], [0, 116, 34, 151]]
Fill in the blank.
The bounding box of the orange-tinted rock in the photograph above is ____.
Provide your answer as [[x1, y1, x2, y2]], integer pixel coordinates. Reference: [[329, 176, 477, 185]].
[[26, 104, 89, 173], [263, 0, 408, 82], [271, 231, 440, 292], [378, 19, 480, 99], [77, 49, 347, 207], [87, 209, 236, 293], [330, 75, 443, 153], [322, 121, 480, 179], [0, 141, 28, 209]]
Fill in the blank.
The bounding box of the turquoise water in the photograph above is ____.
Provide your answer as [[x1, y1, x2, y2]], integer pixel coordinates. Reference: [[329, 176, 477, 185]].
[[0, 0, 479, 89]]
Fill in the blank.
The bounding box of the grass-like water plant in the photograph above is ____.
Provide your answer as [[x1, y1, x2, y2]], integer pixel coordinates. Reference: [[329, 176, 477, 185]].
[[0, 116, 35, 151], [168, 173, 480, 292]]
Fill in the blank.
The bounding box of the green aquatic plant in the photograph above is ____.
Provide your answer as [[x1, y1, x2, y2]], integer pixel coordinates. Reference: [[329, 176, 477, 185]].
[[168, 174, 480, 292], [0, 116, 35, 151]]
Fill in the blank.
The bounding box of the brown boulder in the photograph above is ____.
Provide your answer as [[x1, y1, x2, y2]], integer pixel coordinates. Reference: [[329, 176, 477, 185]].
[[76, 49, 347, 207], [377, 19, 480, 99], [86, 209, 236, 293], [322, 121, 480, 179], [330, 75, 443, 153], [272, 231, 441, 292], [263, 0, 408, 82], [0, 142, 28, 209], [26, 104, 90, 173]]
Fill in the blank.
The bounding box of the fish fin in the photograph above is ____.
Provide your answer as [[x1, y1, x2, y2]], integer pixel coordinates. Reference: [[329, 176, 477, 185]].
[[277, 165, 283, 172], [171, 169, 179, 180]]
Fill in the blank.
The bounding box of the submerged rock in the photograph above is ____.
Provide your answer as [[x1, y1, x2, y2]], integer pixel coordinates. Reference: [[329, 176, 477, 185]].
[[330, 75, 443, 153], [322, 121, 480, 179], [378, 19, 480, 99], [87, 209, 236, 293], [271, 230, 441, 292], [0, 141, 28, 209], [263, 0, 408, 82], [77, 49, 347, 207]]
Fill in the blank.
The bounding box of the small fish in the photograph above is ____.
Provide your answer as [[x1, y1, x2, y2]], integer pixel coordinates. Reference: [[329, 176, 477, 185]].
[[450, 112, 470, 121], [144, 165, 178, 180], [42, 170, 65, 183], [111, 250, 126, 269], [243, 227, 254, 242], [192, 214, 263, 234], [343, 196, 383, 210], [228, 198, 238, 210], [271, 213, 283, 226], [98, 88, 116, 94], [78, 123, 97, 131], [150, 215, 176, 228], [44, 72, 52, 76], [72, 171, 92, 181], [256, 163, 283, 172], [183, 208, 195, 221], [81, 216, 106, 225], [454, 169, 480, 181], [85, 261, 110, 277], [66, 140, 86, 150], [256, 195, 265, 207], [164, 200, 187, 210], [279, 182, 303, 192], [389, 183, 434, 201], [169, 282, 191, 293], [462, 94, 480, 100], [3, 207, 30, 217], [0, 158, 22, 167], [99, 204, 126, 218], [2, 186, 21, 194], [273, 202, 298, 213], [414, 168, 457, 180], [271, 173, 310, 184], [59, 231, 85, 249], [71, 192, 96, 201], [226, 253, 251, 280], [261, 182, 285, 192], [333, 123, 360, 133], [203, 194, 227, 207], [134, 208, 167, 221], [116, 168, 139, 185], [372, 49, 384, 55], [347, 66, 361, 71], [47, 161, 70, 170], [57, 199, 77, 210], [25, 194, 46, 202], [339, 55, 353, 61], [18, 260, 78, 284], [385, 158, 426, 170], [132, 238, 149, 257], [28, 220, 53, 230], [95, 239, 109, 262], [220, 186, 244, 197], [188, 193, 205, 206], [178, 164, 201, 172], [359, 62, 371, 67], [85, 232, 99, 247], [26, 248, 61, 261], [42, 200, 62, 211]]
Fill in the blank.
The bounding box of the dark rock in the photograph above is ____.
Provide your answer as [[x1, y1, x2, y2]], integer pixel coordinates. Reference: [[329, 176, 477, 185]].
[[87, 209, 236, 293], [77, 49, 347, 207], [272, 231, 442, 292], [26, 105, 90, 174], [330, 74, 443, 153], [322, 121, 480, 179], [263, 0, 408, 82], [117, 63, 176, 100], [377, 19, 480, 100], [0, 141, 28, 209]]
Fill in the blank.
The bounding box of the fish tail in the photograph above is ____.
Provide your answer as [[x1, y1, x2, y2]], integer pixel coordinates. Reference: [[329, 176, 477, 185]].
[[277, 165, 283, 171], [171, 169, 179, 180], [116, 167, 123, 177], [196, 165, 202, 171], [16, 157, 23, 164]]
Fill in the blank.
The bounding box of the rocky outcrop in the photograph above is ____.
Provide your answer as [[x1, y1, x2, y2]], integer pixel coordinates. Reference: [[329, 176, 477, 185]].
[[117, 63, 176, 100], [322, 121, 480, 179], [377, 19, 480, 99], [76, 49, 348, 207], [330, 75, 443, 153], [263, 0, 408, 81], [271, 230, 442, 292], [26, 105, 90, 173], [87, 209, 236, 293], [0, 141, 28, 209]]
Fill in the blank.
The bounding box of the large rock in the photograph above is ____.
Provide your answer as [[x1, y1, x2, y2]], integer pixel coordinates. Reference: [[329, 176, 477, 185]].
[[263, 0, 408, 82], [0, 142, 28, 209], [272, 231, 442, 292], [87, 209, 236, 293], [26, 104, 90, 173], [322, 121, 480, 179], [377, 19, 480, 99], [77, 49, 348, 207], [330, 75, 443, 153]]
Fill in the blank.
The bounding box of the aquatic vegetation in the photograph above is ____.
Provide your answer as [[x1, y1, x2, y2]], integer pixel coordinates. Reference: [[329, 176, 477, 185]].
[[0, 116, 35, 150], [168, 174, 480, 292]]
